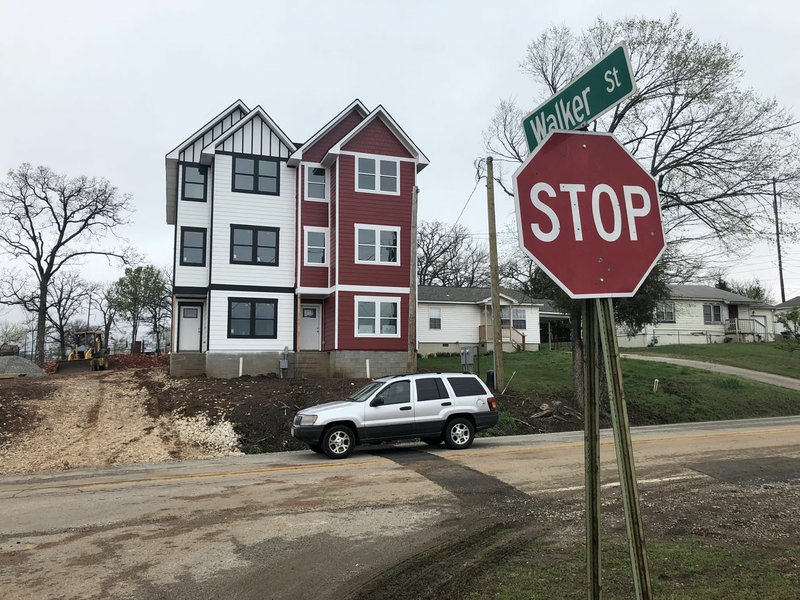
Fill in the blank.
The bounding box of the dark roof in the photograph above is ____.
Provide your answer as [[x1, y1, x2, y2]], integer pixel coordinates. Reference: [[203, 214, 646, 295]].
[[775, 295, 800, 309], [669, 284, 767, 305], [417, 286, 559, 313]]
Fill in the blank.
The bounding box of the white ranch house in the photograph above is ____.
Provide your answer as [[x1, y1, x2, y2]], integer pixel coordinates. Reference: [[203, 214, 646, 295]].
[[618, 284, 777, 348]]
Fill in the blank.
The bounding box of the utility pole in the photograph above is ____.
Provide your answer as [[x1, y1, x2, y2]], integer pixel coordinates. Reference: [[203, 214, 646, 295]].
[[486, 157, 505, 390], [407, 186, 419, 373], [773, 178, 786, 303]]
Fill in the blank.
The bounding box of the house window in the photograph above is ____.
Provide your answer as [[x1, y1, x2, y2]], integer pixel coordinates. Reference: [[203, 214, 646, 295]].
[[180, 227, 206, 267], [232, 155, 280, 195], [500, 306, 510, 327], [355, 225, 400, 265], [182, 165, 207, 201], [355, 297, 400, 337], [657, 302, 676, 323], [703, 303, 722, 324], [228, 298, 277, 338], [306, 166, 327, 200], [304, 227, 328, 266], [356, 156, 399, 194], [230, 225, 279, 266], [429, 307, 441, 330], [512, 308, 527, 330]]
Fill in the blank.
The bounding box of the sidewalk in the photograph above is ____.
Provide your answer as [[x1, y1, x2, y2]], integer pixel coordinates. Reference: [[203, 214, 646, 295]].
[[620, 354, 800, 391]]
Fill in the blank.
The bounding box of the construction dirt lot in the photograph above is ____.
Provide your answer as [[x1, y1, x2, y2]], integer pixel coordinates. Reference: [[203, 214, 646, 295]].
[[0, 356, 586, 475]]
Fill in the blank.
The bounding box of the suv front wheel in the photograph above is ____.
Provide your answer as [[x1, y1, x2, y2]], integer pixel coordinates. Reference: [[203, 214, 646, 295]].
[[322, 425, 355, 459], [444, 417, 475, 450]]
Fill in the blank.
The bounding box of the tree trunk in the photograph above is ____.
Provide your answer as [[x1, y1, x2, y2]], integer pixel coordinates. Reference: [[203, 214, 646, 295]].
[[571, 312, 584, 410], [35, 281, 47, 366]]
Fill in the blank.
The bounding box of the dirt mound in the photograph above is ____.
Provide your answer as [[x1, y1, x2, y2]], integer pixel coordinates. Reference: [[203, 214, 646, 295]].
[[0, 356, 46, 377]]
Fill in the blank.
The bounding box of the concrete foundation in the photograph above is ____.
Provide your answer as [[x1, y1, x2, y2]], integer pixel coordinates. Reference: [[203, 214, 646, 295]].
[[169, 352, 205, 377], [328, 351, 407, 378]]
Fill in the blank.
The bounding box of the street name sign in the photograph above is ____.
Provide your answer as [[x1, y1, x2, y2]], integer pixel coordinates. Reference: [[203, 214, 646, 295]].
[[513, 130, 665, 298], [522, 43, 635, 152]]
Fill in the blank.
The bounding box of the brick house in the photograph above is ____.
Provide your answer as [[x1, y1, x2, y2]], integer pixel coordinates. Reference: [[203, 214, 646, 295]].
[[165, 99, 428, 377]]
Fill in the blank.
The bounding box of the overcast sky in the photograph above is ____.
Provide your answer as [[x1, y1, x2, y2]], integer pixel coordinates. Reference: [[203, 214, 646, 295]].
[[1, 0, 799, 323]]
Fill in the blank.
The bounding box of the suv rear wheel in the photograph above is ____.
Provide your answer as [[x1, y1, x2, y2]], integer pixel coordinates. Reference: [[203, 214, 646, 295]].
[[322, 425, 355, 459], [444, 417, 475, 450]]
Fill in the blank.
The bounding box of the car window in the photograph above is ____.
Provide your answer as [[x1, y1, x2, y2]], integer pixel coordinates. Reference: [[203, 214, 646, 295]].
[[348, 381, 384, 402], [379, 381, 410, 405], [415, 377, 450, 401], [446, 376, 487, 397]]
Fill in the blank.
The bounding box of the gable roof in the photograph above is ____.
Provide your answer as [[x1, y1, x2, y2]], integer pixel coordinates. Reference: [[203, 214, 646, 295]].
[[418, 285, 552, 307], [202, 105, 296, 160], [669, 284, 764, 304], [287, 99, 369, 166], [324, 105, 429, 171], [165, 99, 250, 224]]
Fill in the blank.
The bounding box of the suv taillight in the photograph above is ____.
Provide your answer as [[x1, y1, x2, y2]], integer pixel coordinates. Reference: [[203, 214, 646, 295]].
[[487, 396, 498, 412]]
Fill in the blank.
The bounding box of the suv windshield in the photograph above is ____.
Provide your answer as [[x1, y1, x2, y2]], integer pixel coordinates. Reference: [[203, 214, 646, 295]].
[[347, 381, 384, 402]]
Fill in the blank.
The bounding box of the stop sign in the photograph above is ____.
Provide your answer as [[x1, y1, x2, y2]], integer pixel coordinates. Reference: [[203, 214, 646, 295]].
[[513, 131, 665, 298]]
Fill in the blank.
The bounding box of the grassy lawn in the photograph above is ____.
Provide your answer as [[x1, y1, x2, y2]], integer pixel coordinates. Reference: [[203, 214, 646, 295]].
[[464, 536, 800, 600], [419, 348, 800, 425], [622, 341, 800, 379]]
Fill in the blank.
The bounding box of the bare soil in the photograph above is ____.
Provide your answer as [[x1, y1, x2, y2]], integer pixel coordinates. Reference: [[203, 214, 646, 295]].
[[1, 359, 586, 475]]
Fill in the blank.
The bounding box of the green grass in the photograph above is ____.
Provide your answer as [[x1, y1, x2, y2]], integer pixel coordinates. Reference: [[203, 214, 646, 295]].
[[464, 537, 800, 600], [623, 341, 800, 379], [419, 348, 800, 425]]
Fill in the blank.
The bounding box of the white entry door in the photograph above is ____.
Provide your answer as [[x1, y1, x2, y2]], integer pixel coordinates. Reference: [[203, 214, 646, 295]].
[[300, 304, 321, 350], [178, 304, 202, 352]]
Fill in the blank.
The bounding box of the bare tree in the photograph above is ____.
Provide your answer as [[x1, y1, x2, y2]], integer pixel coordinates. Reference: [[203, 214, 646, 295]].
[[417, 221, 490, 287], [0, 164, 132, 364], [89, 283, 119, 350], [143, 266, 172, 355], [0, 321, 27, 346], [485, 13, 800, 269], [45, 273, 90, 359]]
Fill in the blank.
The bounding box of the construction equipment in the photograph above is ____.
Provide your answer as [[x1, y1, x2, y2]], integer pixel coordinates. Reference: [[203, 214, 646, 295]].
[[55, 331, 109, 374]]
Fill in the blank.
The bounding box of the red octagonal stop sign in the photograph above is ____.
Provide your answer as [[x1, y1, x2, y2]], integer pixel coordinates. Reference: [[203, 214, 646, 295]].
[[513, 131, 666, 298]]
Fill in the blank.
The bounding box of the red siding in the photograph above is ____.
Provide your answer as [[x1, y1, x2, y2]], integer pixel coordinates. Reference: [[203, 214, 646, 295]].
[[337, 292, 407, 351], [336, 155, 414, 288], [342, 118, 413, 158], [329, 166, 337, 287], [303, 110, 365, 163], [299, 164, 329, 288]]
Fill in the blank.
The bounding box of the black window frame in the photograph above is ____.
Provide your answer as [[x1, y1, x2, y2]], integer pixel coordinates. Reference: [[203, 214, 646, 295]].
[[227, 298, 278, 339], [229, 224, 280, 266], [232, 154, 281, 196], [179, 227, 207, 267], [181, 163, 208, 202]]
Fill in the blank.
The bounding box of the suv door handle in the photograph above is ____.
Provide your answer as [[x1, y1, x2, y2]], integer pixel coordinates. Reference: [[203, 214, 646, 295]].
[[441, 402, 452, 406], [400, 406, 412, 411]]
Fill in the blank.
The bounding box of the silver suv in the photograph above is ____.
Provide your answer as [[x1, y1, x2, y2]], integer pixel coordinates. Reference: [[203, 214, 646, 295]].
[[291, 373, 499, 459]]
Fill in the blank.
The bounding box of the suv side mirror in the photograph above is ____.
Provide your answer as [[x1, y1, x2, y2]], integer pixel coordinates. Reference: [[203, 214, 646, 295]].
[[370, 397, 385, 407]]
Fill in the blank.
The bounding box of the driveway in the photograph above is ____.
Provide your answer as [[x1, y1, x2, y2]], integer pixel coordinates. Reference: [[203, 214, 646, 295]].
[[621, 353, 800, 390]]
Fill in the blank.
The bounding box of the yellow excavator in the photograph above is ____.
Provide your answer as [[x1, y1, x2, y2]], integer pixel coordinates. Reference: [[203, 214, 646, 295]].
[[55, 331, 109, 373]]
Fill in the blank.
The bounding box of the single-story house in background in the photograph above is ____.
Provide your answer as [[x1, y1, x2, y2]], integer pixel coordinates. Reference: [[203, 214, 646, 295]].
[[618, 284, 776, 348], [417, 286, 566, 356], [773, 296, 800, 337]]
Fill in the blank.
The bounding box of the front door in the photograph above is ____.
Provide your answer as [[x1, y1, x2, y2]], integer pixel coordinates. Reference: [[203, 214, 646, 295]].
[[300, 304, 321, 350], [178, 303, 202, 352]]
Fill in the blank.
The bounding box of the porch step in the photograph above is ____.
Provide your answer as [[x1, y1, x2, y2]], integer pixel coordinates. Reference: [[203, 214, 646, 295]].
[[290, 352, 330, 378]]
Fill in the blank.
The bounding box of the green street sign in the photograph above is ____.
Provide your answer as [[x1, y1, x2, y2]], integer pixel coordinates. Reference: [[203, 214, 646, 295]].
[[522, 43, 636, 152]]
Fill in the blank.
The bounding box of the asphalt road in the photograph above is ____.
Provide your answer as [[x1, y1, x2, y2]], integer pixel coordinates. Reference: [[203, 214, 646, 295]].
[[1, 416, 799, 599]]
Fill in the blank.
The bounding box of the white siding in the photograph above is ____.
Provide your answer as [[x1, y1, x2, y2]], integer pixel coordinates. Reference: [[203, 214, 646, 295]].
[[174, 164, 211, 288], [210, 154, 296, 287], [208, 290, 294, 351], [419, 303, 482, 344]]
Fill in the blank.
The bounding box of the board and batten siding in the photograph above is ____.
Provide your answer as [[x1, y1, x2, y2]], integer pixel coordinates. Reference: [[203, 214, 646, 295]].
[[178, 108, 245, 163], [207, 289, 294, 351], [174, 163, 211, 288], [216, 115, 292, 158], [209, 154, 296, 287]]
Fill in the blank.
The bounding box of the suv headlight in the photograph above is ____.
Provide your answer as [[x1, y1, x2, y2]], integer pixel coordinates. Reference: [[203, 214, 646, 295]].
[[296, 414, 318, 426]]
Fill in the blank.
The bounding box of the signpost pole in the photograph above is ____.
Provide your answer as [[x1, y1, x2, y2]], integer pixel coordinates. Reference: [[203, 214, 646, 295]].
[[582, 300, 602, 600], [596, 298, 653, 600]]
